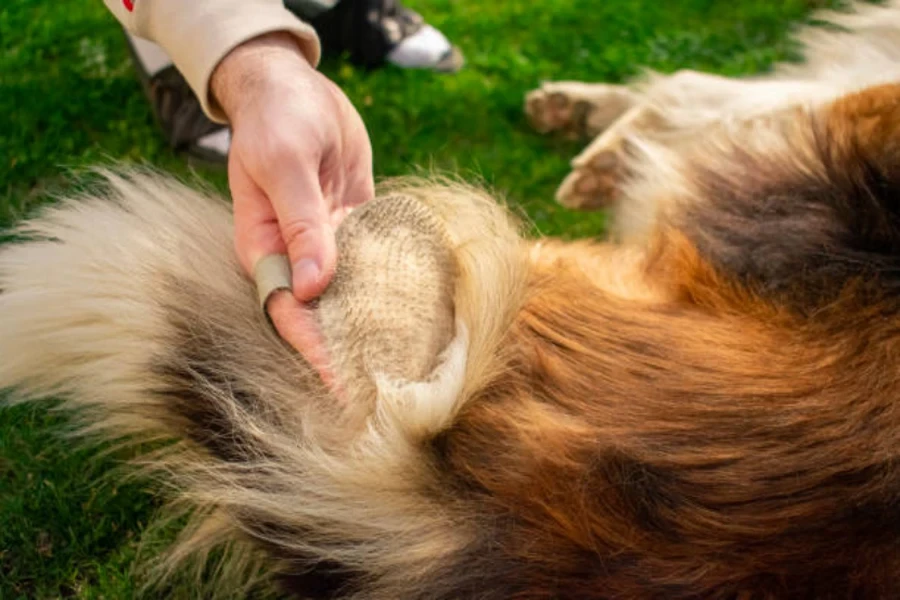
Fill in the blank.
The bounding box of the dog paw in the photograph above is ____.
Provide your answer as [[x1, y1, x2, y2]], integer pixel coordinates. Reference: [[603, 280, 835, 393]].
[[525, 82, 636, 139], [525, 84, 594, 138], [555, 149, 621, 210], [554, 103, 666, 210]]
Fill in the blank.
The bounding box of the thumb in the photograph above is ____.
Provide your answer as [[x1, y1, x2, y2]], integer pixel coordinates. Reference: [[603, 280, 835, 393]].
[[270, 176, 339, 303]]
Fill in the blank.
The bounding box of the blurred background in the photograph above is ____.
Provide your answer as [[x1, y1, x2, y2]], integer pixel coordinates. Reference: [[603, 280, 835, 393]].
[[0, 0, 835, 597]]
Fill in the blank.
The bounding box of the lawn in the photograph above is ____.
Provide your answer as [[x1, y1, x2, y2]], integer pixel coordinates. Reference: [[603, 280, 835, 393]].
[[1, 0, 839, 597]]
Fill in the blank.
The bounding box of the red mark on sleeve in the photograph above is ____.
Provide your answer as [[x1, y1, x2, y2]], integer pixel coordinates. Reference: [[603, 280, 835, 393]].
[[123, 0, 134, 11]]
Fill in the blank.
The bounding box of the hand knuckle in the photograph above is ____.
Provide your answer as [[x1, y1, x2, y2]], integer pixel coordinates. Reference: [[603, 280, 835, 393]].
[[280, 219, 315, 246]]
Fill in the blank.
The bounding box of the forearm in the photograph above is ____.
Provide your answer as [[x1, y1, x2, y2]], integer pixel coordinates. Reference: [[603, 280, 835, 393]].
[[209, 31, 316, 124], [103, 0, 321, 122]]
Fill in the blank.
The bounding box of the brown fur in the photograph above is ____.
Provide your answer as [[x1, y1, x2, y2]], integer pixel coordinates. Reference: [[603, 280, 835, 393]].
[[441, 235, 900, 598]]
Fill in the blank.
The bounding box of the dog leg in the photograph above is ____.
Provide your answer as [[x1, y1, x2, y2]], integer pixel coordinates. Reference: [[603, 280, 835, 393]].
[[554, 70, 820, 210]]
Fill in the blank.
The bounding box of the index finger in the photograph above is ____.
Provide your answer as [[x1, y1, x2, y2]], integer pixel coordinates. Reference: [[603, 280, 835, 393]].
[[266, 290, 337, 390]]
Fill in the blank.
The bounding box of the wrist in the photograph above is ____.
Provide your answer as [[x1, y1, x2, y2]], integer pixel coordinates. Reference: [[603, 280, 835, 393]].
[[211, 31, 315, 121]]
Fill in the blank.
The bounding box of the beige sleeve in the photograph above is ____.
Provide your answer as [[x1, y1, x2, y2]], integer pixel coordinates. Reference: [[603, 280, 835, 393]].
[[104, 0, 321, 122]]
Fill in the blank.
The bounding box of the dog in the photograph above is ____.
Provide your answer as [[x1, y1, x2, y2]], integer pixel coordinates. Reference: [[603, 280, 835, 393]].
[[4, 1, 900, 598]]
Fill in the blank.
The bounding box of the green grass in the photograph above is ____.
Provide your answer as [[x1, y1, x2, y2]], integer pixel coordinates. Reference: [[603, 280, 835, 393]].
[[0, 0, 837, 596]]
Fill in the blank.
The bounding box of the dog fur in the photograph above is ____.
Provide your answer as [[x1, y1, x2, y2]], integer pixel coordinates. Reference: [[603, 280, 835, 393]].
[[4, 1, 900, 598]]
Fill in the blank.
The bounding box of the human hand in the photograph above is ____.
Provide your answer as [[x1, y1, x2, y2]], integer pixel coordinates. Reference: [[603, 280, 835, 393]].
[[211, 32, 374, 375]]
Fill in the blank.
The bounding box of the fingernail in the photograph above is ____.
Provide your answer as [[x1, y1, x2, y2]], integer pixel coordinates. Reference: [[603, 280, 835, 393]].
[[293, 258, 321, 288]]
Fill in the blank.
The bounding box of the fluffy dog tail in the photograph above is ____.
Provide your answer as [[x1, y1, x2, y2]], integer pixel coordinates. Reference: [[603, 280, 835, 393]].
[[0, 170, 526, 598]]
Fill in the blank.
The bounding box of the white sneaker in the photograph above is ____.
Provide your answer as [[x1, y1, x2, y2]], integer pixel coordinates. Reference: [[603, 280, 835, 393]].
[[387, 24, 463, 72]]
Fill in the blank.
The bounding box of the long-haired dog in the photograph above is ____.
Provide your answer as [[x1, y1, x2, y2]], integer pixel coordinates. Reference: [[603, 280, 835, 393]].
[[5, 2, 900, 598]]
